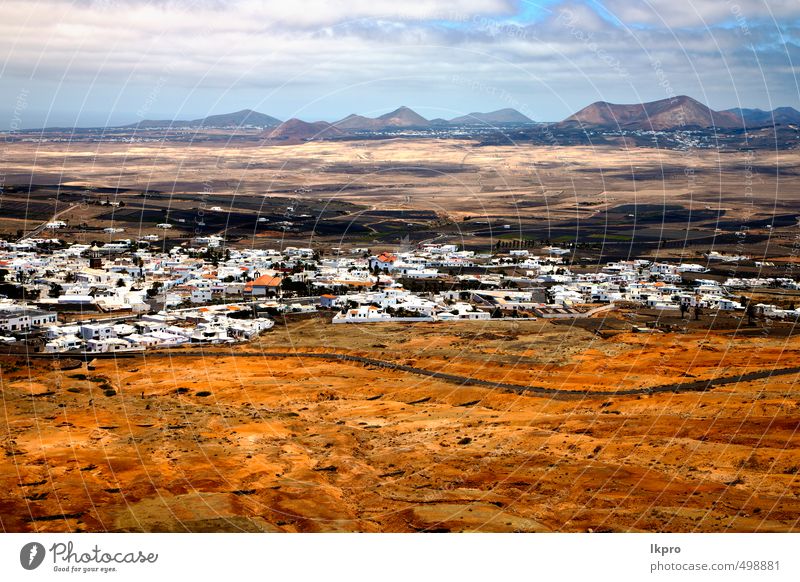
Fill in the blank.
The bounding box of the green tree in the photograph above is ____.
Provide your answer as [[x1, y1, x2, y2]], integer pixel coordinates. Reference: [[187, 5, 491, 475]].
[[146, 281, 163, 298], [746, 301, 758, 325]]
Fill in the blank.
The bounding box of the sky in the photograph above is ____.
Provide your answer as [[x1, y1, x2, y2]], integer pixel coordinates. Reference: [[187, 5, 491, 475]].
[[0, 0, 798, 128]]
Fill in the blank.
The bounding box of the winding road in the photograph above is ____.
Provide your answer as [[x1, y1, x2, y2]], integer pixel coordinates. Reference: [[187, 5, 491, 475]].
[[133, 349, 800, 400], [20, 348, 799, 399]]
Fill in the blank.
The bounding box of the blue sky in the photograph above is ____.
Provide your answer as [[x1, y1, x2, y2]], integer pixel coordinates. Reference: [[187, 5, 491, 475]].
[[0, 0, 798, 128]]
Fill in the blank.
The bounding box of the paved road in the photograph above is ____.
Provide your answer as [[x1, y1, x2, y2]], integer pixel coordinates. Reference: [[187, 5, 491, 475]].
[[135, 350, 800, 400], [17, 203, 79, 243], [22, 348, 799, 400]]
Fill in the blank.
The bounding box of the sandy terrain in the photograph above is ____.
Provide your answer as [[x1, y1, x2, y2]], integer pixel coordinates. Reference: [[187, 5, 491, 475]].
[[2, 139, 795, 228], [2, 137, 799, 532], [2, 316, 798, 532]]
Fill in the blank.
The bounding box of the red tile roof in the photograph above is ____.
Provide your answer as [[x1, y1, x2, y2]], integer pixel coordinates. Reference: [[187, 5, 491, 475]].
[[248, 275, 283, 288]]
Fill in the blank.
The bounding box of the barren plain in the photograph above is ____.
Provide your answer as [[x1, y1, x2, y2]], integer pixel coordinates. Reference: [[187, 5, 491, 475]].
[[2, 315, 799, 533], [1, 137, 799, 532], [2, 139, 799, 260]]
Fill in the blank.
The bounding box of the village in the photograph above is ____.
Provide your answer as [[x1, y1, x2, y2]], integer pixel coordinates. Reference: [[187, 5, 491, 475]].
[[1, 232, 799, 355]]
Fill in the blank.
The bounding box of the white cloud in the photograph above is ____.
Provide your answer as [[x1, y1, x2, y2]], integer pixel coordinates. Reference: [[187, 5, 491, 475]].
[[67, 0, 516, 29], [600, 0, 800, 29], [0, 0, 795, 123]]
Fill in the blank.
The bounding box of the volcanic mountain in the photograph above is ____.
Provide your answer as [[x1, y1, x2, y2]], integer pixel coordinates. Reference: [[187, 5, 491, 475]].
[[264, 118, 343, 143], [131, 109, 282, 129], [333, 114, 383, 130], [449, 108, 533, 125], [377, 106, 429, 127], [724, 106, 800, 127], [333, 106, 430, 130], [563, 96, 741, 130]]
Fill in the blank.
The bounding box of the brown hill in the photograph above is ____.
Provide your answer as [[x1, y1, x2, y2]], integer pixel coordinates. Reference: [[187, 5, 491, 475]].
[[376, 106, 429, 127], [264, 118, 343, 143], [130, 109, 281, 129], [449, 108, 533, 125], [563, 96, 741, 130], [724, 107, 800, 127], [333, 114, 382, 130], [334, 106, 430, 130]]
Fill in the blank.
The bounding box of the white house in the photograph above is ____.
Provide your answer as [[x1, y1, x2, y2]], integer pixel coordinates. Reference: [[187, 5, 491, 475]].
[[0, 309, 57, 332], [86, 337, 133, 353], [191, 288, 213, 304], [370, 252, 397, 272], [333, 306, 392, 323], [45, 334, 83, 353], [79, 323, 116, 341]]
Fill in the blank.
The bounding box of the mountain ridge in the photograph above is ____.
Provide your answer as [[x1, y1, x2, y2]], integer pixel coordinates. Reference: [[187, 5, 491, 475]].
[[265, 118, 343, 143], [38, 99, 799, 133], [449, 108, 534, 125], [563, 96, 742, 130], [131, 109, 282, 129], [723, 106, 800, 127]]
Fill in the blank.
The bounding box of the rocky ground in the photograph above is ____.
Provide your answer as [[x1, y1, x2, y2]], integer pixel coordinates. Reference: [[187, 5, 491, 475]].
[[2, 316, 799, 532]]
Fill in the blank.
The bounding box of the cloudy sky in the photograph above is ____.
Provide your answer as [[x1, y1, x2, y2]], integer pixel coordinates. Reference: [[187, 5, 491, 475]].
[[1, 0, 798, 128]]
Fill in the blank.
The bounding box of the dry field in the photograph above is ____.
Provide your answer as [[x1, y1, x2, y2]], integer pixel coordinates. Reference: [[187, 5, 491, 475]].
[[2, 316, 799, 532], [1, 140, 797, 247], [2, 138, 799, 532]]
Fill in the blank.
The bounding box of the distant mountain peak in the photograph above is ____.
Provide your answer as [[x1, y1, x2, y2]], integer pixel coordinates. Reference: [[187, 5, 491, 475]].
[[376, 106, 429, 126], [333, 106, 429, 130], [119, 97, 796, 136], [724, 106, 800, 127], [449, 108, 533, 125], [199, 109, 282, 127], [563, 96, 740, 130], [265, 118, 342, 143], [128, 109, 281, 129]]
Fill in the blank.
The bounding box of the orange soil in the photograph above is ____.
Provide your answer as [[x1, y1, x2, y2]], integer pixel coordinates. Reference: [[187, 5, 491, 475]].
[[1, 319, 799, 532]]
